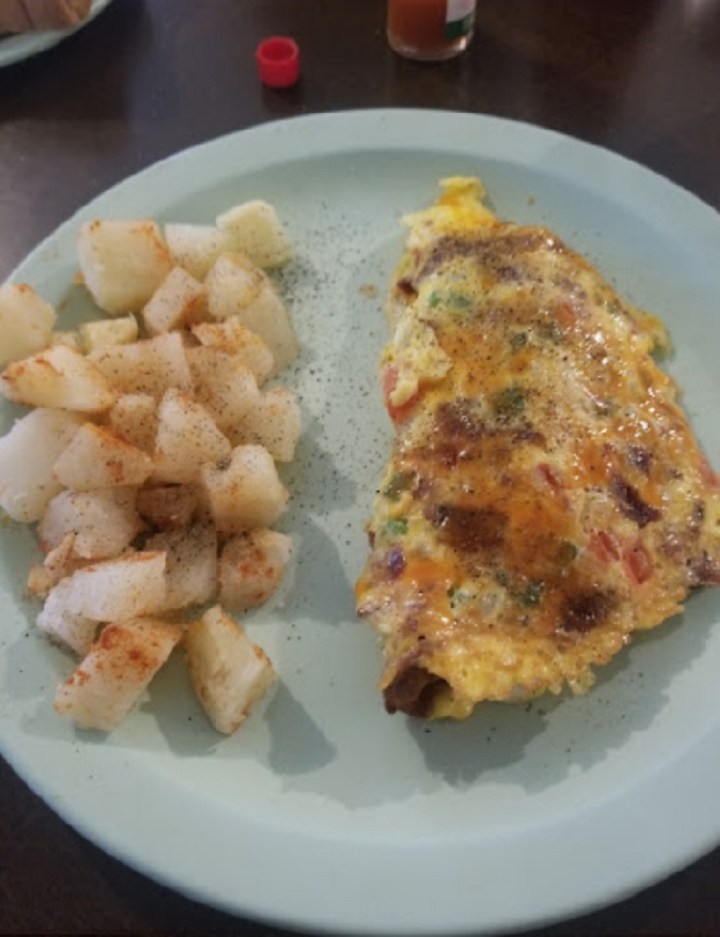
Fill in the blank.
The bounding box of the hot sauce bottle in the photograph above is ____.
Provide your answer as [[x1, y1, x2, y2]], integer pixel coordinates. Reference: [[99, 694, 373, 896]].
[[387, 0, 477, 61]]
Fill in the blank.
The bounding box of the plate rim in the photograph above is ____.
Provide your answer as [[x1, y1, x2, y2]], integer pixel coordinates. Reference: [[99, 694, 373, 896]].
[[2, 108, 720, 935]]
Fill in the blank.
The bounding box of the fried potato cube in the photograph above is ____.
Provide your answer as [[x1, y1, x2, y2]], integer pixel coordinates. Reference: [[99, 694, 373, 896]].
[[38, 487, 142, 559], [38, 551, 167, 635], [231, 279, 298, 376], [164, 223, 232, 281], [185, 605, 276, 734], [146, 521, 217, 610], [218, 529, 292, 611], [215, 200, 293, 269], [27, 533, 83, 599], [51, 331, 82, 351], [186, 347, 259, 433], [37, 576, 98, 655], [79, 314, 138, 353], [106, 393, 158, 453], [204, 253, 298, 374], [231, 386, 300, 461], [89, 331, 193, 398], [0, 345, 117, 412], [54, 617, 183, 731], [204, 252, 264, 320], [53, 423, 153, 490], [142, 266, 206, 334], [0, 283, 56, 367], [200, 444, 288, 532], [136, 484, 198, 530], [152, 388, 231, 484], [190, 317, 274, 385], [77, 219, 173, 316], [0, 408, 83, 522]]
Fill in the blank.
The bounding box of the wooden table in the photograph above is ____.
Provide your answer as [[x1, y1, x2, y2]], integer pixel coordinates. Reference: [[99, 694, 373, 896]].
[[2, 1, 720, 933]]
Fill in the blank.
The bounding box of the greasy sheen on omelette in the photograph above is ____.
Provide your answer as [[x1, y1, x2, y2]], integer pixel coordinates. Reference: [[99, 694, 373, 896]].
[[355, 177, 720, 720]]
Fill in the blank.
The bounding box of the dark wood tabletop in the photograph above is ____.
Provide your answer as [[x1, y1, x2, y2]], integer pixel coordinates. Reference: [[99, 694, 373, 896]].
[[2, 1, 720, 934]]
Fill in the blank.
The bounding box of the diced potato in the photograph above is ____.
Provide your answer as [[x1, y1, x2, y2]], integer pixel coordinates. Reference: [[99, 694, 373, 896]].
[[153, 388, 231, 484], [27, 533, 83, 599], [204, 252, 264, 320], [54, 617, 183, 731], [0, 283, 56, 367], [215, 200, 293, 269], [106, 393, 157, 453], [51, 331, 82, 351], [37, 576, 98, 655], [0, 345, 116, 412], [77, 219, 173, 316], [79, 314, 138, 353], [39, 551, 167, 624], [0, 408, 83, 522], [218, 529, 292, 611], [186, 346, 259, 433], [89, 331, 192, 398], [230, 387, 300, 461], [164, 223, 233, 281], [136, 484, 198, 530], [185, 605, 276, 734], [146, 522, 217, 610], [190, 317, 274, 385], [200, 444, 288, 532], [38, 487, 142, 559], [204, 252, 300, 373], [6, 196, 302, 735], [229, 276, 299, 376], [142, 266, 206, 334], [53, 423, 153, 490]]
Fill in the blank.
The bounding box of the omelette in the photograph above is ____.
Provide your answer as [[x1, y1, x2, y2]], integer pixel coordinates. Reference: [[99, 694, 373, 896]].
[[355, 177, 720, 719]]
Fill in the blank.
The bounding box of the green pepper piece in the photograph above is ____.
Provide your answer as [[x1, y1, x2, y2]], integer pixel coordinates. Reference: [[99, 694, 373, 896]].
[[492, 384, 526, 416], [518, 581, 545, 607], [383, 470, 415, 501], [383, 518, 408, 538], [555, 540, 579, 566]]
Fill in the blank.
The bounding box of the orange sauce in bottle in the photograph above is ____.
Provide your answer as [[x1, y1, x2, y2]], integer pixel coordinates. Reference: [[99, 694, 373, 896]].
[[387, 0, 476, 61]]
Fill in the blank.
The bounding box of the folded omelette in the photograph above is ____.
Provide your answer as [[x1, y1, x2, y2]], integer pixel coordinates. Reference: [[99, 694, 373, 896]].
[[355, 177, 720, 719]]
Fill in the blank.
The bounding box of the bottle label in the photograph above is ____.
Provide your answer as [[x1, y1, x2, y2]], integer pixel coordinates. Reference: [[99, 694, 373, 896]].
[[445, 0, 476, 39]]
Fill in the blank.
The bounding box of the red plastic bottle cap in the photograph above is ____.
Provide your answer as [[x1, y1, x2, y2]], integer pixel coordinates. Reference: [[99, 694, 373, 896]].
[[256, 36, 300, 89]]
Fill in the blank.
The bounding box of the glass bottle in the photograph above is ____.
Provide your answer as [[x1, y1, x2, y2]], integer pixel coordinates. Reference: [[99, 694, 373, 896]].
[[387, 0, 477, 62]]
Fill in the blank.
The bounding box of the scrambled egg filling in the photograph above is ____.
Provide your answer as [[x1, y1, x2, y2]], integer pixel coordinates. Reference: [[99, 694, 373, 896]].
[[356, 176, 720, 719]]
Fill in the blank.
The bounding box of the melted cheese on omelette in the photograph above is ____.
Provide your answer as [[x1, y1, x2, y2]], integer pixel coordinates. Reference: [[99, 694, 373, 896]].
[[356, 177, 720, 719]]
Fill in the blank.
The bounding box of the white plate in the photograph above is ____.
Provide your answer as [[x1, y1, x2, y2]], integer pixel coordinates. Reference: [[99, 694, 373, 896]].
[[0, 0, 114, 68], [2, 109, 720, 935]]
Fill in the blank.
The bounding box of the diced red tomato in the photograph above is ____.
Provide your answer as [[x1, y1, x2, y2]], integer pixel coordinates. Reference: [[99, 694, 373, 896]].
[[535, 462, 570, 508], [381, 364, 398, 400], [554, 302, 576, 329], [623, 542, 652, 585], [381, 364, 420, 423], [536, 462, 564, 491], [589, 530, 652, 585], [589, 530, 621, 563]]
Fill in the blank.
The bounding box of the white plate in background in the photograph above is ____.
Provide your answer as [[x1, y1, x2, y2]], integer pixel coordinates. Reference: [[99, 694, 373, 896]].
[[0, 0, 114, 68], [2, 109, 720, 935]]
